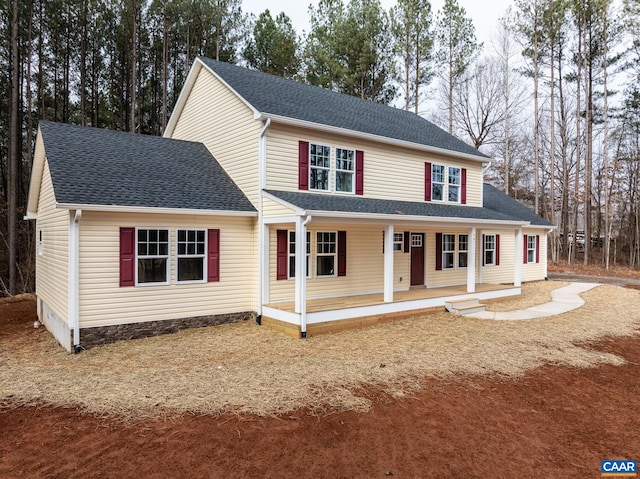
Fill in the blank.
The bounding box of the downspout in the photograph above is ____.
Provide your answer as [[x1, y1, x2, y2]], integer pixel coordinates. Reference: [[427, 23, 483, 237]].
[[481, 161, 492, 207], [70, 209, 82, 353], [300, 214, 312, 338], [256, 118, 271, 324]]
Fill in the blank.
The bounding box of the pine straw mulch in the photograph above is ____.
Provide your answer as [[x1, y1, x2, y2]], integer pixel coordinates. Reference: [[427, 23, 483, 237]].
[[1, 282, 639, 420]]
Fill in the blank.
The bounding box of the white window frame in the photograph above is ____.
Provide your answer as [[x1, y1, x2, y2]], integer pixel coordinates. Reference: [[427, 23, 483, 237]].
[[176, 229, 207, 284], [136, 227, 170, 286], [38, 230, 43, 256], [393, 232, 404, 251], [448, 166, 461, 203], [288, 230, 311, 279], [527, 235, 537, 263], [458, 234, 468, 269], [309, 142, 331, 191], [484, 234, 496, 266], [442, 234, 455, 270], [335, 147, 355, 194], [431, 164, 445, 201], [316, 231, 337, 277]]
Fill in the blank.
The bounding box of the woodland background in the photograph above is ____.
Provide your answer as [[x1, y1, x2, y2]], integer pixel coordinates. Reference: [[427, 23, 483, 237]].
[[1, 0, 639, 294]]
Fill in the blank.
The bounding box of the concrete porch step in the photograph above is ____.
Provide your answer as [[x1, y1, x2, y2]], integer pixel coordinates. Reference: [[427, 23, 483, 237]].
[[445, 297, 486, 315]]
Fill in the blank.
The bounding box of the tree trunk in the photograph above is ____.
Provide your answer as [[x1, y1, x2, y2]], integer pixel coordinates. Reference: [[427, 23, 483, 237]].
[[8, 0, 20, 295], [130, 0, 137, 133]]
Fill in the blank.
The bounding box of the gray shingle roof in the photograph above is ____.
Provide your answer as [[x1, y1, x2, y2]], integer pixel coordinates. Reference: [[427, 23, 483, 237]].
[[483, 183, 553, 227], [39, 121, 255, 212], [198, 57, 487, 160], [265, 185, 553, 227], [264, 190, 519, 223]]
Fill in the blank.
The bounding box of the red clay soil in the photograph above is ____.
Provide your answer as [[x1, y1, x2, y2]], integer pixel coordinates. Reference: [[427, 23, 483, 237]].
[[1, 302, 639, 478]]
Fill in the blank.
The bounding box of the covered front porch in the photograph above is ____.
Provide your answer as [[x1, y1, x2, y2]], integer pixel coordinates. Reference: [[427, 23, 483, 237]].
[[262, 282, 519, 337]]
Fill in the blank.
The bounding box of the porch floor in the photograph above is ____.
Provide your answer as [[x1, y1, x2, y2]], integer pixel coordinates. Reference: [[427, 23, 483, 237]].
[[267, 283, 515, 314]]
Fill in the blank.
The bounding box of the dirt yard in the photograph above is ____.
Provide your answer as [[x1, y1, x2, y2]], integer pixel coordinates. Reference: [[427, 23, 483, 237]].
[[1, 283, 640, 478]]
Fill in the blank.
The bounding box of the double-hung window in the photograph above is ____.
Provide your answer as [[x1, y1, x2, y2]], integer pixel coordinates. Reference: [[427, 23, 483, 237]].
[[448, 167, 461, 202], [484, 234, 496, 266], [177, 229, 206, 282], [458, 234, 468, 268], [442, 234, 455, 269], [393, 233, 404, 251], [137, 228, 169, 284], [527, 235, 536, 263], [316, 232, 336, 276], [309, 143, 331, 191], [289, 231, 311, 278], [432, 164, 445, 201], [335, 148, 355, 193]]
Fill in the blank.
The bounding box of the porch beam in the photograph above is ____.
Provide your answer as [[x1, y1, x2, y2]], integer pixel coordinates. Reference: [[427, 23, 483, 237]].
[[514, 227, 522, 287], [467, 227, 476, 293], [384, 224, 394, 303]]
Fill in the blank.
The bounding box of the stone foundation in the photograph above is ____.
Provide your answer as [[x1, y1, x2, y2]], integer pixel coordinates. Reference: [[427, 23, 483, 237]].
[[78, 311, 256, 350]]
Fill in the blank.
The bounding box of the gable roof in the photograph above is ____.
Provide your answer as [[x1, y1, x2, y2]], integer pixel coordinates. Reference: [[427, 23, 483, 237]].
[[483, 184, 553, 227], [264, 184, 552, 228], [178, 57, 487, 161], [33, 121, 255, 214]]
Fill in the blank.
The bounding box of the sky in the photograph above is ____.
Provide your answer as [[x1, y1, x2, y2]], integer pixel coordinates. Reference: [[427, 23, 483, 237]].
[[241, 0, 514, 46]]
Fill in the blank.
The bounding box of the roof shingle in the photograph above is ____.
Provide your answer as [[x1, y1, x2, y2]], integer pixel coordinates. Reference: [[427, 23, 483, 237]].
[[39, 121, 255, 212], [198, 57, 487, 160]]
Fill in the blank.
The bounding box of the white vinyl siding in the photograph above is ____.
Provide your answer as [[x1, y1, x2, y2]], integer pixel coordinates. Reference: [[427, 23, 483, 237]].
[[169, 67, 262, 207], [77, 212, 256, 328], [35, 160, 70, 325], [262, 196, 296, 218], [522, 229, 547, 282], [265, 124, 484, 206]]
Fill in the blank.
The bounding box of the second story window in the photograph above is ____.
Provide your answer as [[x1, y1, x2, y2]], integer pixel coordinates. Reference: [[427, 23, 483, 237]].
[[432, 164, 445, 201], [426, 162, 467, 204], [335, 148, 355, 193], [309, 143, 331, 191], [448, 167, 461, 202]]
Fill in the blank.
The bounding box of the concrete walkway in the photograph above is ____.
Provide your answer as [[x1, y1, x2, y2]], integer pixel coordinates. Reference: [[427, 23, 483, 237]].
[[468, 282, 601, 321]]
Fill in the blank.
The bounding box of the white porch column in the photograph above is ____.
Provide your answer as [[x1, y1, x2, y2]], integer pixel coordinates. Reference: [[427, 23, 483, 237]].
[[467, 227, 476, 293], [294, 216, 306, 314], [261, 224, 270, 309], [384, 224, 394, 303], [514, 227, 522, 287]]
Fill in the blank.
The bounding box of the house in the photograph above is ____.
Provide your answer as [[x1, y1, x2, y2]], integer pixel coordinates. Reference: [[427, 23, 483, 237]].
[[26, 57, 553, 352]]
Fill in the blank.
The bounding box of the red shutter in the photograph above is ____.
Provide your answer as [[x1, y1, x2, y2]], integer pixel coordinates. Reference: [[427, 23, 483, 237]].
[[355, 150, 364, 195], [207, 229, 220, 282], [298, 141, 309, 190], [482, 234, 485, 266], [276, 230, 288, 280], [338, 231, 347, 276], [495, 234, 501, 266], [425, 162, 432, 201], [536, 235, 540, 263], [435, 232, 443, 271], [404, 231, 410, 253], [119, 227, 135, 287], [461, 168, 467, 204], [523, 234, 528, 264]]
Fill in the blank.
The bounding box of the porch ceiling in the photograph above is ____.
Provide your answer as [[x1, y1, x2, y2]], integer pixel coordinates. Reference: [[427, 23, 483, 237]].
[[267, 283, 514, 314]]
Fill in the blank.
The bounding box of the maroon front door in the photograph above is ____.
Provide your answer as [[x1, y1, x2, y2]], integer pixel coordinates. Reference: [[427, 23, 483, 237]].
[[410, 233, 425, 286]]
